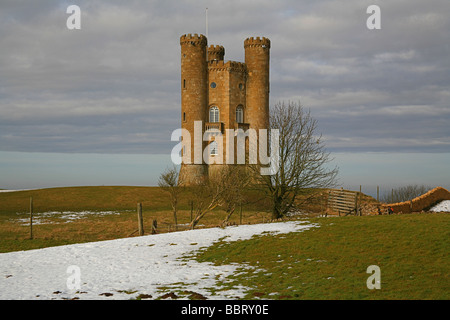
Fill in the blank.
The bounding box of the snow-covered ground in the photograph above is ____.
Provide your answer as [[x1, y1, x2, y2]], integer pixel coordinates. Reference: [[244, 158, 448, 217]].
[[0, 189, 40, 193], [0, 221, 316, 300], [11, 210, 124, 225], [429, 200, 450, 212]]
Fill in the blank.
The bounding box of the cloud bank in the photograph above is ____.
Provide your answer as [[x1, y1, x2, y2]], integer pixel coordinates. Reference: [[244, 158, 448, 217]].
[[1, 0, 449, 154]]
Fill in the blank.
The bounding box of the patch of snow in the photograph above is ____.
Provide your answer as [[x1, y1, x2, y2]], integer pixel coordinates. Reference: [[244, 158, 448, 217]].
[[11, 211, 124, 225], [429, 200, 450, 212], [0, 189, 41, 193], [0, 221, 317, 300]]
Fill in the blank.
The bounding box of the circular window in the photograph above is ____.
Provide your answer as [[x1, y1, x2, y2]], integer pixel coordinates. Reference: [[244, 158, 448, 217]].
[[239, 83, 244, 90], [210, 82, 217, 88]]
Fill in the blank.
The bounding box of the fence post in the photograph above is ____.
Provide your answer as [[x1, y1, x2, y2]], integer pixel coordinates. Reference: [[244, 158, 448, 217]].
[[137, 203, 144, 236], [30, 197, 33, 240], [359, 185, 362, 216], [239, 201, 243, 225], [152, 219, 157, 234]]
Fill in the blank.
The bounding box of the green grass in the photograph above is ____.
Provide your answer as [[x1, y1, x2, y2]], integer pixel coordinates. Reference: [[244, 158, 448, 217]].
[[195, 214, 450, 300], [1, 187, 448, 299]]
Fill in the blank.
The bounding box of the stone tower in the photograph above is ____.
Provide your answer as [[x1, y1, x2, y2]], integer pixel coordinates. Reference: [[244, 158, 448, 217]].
[[179, 34, 208, 185], [244, 37, 271, 132], [179, 34, 270, 185]]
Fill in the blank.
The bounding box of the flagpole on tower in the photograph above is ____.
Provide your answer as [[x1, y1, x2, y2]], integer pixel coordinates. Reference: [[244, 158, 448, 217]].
[[206, 7, 209, 60], [205, 7, 208, 40]]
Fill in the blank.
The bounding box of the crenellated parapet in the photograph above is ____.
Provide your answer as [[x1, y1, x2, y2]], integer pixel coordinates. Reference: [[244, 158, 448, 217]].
[[180, 33, 207, 46], [208, 60, 247, 73], [244, 36, 271, 49], [207, 45, 225, 61]]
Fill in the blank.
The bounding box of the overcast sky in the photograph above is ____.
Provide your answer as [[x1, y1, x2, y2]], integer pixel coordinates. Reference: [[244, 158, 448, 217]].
[[1, 0, 449, 191]]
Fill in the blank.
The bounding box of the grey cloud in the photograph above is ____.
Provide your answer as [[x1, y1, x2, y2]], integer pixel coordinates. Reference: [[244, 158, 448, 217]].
[[0, 0, 449, 154]]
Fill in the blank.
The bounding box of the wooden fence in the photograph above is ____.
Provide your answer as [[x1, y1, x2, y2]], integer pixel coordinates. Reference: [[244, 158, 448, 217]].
[[327, 189, 361, 216]]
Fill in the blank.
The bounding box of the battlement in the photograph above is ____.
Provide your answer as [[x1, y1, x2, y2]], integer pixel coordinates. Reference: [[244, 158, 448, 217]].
[[180, 33, 207, 46], [208, 45, 225, 53], [244, 36, 271, 49], [208, 45, 225, 61], [208, 60, 247, 73]]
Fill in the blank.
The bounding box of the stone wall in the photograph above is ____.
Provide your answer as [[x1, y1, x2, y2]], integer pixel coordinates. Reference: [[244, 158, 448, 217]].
[[384, 187, 450, 214]]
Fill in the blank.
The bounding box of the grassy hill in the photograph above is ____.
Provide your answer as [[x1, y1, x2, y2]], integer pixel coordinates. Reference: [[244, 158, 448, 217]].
[[0, 185, 382, 253], [195, 214, 449, 300], [0, 186, 172, 214], [0, 186, 273, 252], [0, 186, 448, 299]]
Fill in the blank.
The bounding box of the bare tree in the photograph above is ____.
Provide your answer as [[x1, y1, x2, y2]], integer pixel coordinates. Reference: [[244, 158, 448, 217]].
[[217, 165, 251, 226], [186, 166, 250, 229], [188, 174, 224, 230], [158, 165, 183, 231], [252, 101, 339, 220]]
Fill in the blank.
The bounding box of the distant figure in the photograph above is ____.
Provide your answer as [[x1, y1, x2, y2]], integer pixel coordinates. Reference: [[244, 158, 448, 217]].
[[377, 206, 382, 215], [388, 206, 394, 215]]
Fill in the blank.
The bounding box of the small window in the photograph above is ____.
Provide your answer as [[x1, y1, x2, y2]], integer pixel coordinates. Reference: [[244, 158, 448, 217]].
[[210, 82, 217, 88], [183, 79, 186, 89], [210, 141, 218, 156], [239, 83, 244, 90], [209, 106, 219, 123], [236, 106, 244, 123], [183, 112, 186, 122]]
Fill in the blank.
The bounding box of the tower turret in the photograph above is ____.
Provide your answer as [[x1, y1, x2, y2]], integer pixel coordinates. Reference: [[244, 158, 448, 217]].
[[244, 37, 271, 131], [179, 33, 208, 184], [207, 45, 225, 62]]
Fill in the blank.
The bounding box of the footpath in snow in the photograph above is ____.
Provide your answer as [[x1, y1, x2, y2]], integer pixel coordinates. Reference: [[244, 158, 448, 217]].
[[0, 220, 316, 300]]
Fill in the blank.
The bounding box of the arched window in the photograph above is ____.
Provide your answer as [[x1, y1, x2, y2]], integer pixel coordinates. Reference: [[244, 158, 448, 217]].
[[209, 141, 218, 156], [209, 106, 219, 123], [236, 105, 244, 123]]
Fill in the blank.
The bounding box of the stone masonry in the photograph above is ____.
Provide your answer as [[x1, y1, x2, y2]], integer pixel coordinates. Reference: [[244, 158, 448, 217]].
[[179, 34, 270, 185]]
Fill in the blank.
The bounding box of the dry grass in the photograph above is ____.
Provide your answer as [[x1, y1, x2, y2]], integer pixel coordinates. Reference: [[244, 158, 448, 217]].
[[0, 186, 281, 252], [0, 185, 377, 253]]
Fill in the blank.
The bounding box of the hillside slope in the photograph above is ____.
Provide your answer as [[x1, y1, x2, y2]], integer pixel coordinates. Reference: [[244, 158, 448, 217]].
[[0, 221, 313, 300]]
